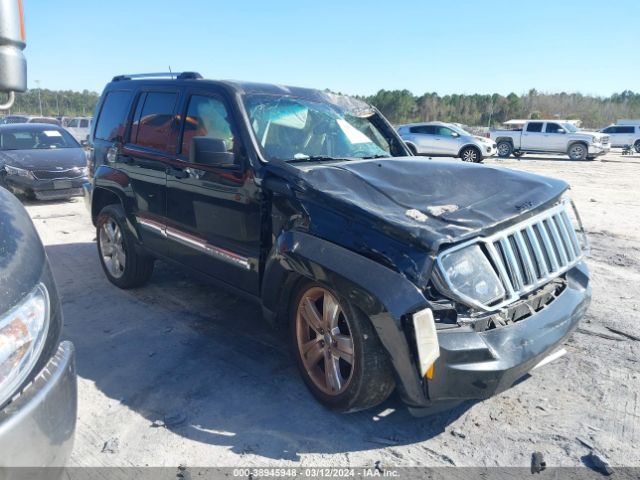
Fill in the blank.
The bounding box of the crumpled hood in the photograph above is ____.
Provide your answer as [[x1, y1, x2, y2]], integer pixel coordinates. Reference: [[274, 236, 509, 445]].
[[0, 148, 86, 170], [290, 157, 567, 252]]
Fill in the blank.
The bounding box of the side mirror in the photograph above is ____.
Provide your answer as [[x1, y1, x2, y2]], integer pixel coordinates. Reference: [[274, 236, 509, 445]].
[[189, 137, 236, 167], [557, 129, 566, 134], [451, 132, 460, 138]]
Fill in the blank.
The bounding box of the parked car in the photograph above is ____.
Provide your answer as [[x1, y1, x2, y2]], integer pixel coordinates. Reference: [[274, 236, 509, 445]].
[[85, 72, 591, 415], [65, 116, 92, 144], [0, 186, 77, 468], [490, 120, 610, 160], [0, 124, 88, 200], [0, 115, 61, 126], [397, 121, 497, 162], [599, 121, 640, 152]]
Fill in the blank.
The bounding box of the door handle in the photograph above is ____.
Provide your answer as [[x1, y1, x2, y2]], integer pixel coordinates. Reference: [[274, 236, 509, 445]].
[[166, 166, 189, 179]]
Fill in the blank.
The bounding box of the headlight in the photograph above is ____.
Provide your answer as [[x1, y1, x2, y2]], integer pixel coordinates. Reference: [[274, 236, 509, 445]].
[[591, 136, 600, 144], [437, 244, 505, 307], [0, 284, 50, 407], [4, 165, 34, 178]]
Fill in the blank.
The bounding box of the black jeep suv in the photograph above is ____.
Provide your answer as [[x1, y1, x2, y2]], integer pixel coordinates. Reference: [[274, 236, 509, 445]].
[[85, 72, 591, 414]]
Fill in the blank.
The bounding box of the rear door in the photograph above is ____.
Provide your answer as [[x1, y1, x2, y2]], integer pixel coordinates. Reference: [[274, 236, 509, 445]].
[[411, 125, 444, 154], [117, 88, 182, 256], [521, 122, 545, 150], [164, 88, 261, 294]]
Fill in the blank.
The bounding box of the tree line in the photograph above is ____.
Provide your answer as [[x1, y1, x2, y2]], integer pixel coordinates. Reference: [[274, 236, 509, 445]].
[[4, 89, 101, 117], [360, 89, 640, 128], [4, 87, 640, 128]]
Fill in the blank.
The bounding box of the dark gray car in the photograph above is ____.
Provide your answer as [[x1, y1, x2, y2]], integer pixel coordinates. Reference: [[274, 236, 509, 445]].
[[0, 124, 88, 200]]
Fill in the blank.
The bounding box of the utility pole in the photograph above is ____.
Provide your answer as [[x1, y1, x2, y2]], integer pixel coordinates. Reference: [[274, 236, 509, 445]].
[[35, 79, 42, 116], [56, 93, 60, 117]]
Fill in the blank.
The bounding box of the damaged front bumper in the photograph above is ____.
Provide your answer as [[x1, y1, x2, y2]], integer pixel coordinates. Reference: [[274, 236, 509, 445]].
[[408, 261, 590, 414]]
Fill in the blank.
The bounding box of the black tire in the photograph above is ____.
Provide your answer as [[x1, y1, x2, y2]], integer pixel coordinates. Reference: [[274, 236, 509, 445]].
[[568, 143, 588, 161], [96, 204, 154, 289], [513, 151, 524, 158], [497, 141, 513, 158], [586, 156, 596, 161], [406, 143, 418, 155], [290, 280, 395, 413], [460, 146, 482, 163], [634, 140, 640, 153]]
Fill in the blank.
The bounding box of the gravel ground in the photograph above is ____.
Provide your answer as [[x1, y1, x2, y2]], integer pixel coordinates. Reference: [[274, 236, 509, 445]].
[[22, 150, 640, 469]]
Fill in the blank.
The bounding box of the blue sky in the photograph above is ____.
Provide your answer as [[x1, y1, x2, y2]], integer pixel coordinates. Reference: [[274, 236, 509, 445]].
[[24, 0, 639, 96]]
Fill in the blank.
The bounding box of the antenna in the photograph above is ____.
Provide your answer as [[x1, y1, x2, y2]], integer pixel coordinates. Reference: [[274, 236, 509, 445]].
[[168, 66, 174, 79]]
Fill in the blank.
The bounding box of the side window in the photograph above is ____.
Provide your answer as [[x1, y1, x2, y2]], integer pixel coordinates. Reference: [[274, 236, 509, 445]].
[[545, 123, 563, 133], [80, 119, 89, 128], [437, 126, 456, 137], [180, 94, 235, 158], [410, 125, 435, 135], [95, 91, 133, 141], [526, 122, 543, 133], [620, 126, 634, 134], [132, 92, 178, 153], [67, 119, 79, 128], [601, 126, 613, 133]]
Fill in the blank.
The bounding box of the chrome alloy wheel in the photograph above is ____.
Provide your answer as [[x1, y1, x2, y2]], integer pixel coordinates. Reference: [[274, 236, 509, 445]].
[[569, 144, 586, 160], [295, 287, 354, 395], [99, 219, 126, 278], [462, 148, 478, 162]]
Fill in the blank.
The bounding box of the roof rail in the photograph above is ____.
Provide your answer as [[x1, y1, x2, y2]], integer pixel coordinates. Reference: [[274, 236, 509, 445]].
[[111, 72, 203, 82]]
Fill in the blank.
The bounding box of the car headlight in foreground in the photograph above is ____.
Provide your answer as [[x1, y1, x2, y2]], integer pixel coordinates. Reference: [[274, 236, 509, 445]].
[[436, 243, 505, 307], [0, 283, 50, 407], [4, 165, 34, 179]]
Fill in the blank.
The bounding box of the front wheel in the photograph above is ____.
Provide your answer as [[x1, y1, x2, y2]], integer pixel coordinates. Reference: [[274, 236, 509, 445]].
[[291, 282, 395, 412], [496, 141, 513, 158], [460, 146, 482, 163], [96, 204, 154, 289], [568, 143, 587, 161]]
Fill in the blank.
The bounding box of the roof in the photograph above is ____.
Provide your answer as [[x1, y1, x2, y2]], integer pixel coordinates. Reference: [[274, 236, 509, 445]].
[[0, 123, 65, 132], [397, 121, 450, 128]]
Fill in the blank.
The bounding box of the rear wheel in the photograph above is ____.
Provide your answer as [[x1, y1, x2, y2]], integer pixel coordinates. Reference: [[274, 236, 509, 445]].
[[496, 141, 513, 158], [97, 204, 154, 289], [291, 282, 395, 412], [460, 146, 482, 163], [568, 143, 587, 161]]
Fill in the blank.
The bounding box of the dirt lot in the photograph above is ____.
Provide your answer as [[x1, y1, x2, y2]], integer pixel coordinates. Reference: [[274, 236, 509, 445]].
[[23, 150, 640, 469]]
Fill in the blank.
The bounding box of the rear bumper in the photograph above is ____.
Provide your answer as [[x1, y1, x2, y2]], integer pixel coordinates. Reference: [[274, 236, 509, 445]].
[[5, 175, 86, 199], [410, 262, 590, 412], [0, 341, 77, 471]]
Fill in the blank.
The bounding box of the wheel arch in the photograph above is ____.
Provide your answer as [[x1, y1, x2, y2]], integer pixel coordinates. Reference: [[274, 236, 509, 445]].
[[567, 140, 589, 152], [457, 143, 481, 158], [261, 230, 430, 407], [494, 137, 515, 145]]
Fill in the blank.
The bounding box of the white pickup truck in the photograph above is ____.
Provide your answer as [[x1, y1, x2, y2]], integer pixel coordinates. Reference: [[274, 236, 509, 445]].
[[489, 120, 610, 160]]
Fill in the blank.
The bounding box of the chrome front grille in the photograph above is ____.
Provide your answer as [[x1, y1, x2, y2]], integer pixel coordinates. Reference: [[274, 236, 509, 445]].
[[32, 168, 84, 180], [436, 201, 586, 311], [601, 135, 610, 144], [487, 204, 582, 299]]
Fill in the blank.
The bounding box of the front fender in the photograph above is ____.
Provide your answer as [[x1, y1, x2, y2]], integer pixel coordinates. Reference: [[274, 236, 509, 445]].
[[262, 230, 430, 406]]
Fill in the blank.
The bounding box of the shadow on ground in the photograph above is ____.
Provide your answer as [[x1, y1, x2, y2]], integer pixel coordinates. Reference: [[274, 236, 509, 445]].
[[46, 242, 473, 461]]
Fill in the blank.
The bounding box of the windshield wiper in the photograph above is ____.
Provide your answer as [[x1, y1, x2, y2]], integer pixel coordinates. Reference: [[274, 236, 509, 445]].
[[359, 154, 389, 159], [287, 155, 347, 163]]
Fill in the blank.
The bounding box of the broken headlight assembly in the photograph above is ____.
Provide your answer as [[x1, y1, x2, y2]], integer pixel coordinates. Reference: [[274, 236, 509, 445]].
[[435, 243, 505, 309], [0, 283, 50, 407]]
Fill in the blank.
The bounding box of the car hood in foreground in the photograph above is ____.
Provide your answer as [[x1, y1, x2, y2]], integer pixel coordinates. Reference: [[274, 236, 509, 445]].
[[275, 157, 568, 253], [0, 148, 87, 170]]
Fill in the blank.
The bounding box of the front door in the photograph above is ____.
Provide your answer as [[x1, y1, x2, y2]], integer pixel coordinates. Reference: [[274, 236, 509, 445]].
[[435, 125, 462, 155], [543, 122, 568, 152], [165, 90, 261, 294]]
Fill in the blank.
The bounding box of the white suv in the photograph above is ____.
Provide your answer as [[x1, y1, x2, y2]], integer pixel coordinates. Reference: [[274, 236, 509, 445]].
[[65, 116, 92, 144], [397, 122, 497, 163], [599, 123, 640, 152]]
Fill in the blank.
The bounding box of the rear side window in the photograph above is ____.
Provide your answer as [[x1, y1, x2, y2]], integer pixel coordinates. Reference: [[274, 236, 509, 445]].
[[410, 125, 435, 134], [131, 92, 178, 153], [617, 126, 634, 134], [95, 91, 132, 141], [545, 123, 563, 133], [526, 122, 543, 133]]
